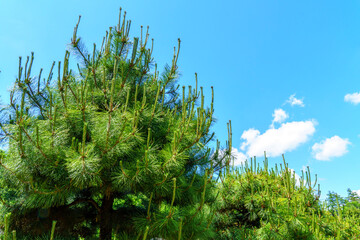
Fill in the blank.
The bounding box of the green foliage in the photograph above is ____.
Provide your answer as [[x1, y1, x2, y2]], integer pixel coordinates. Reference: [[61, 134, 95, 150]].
[[320, 189, 360, 239], [214, 155, 360, 239], [0, 9, 230, 240]]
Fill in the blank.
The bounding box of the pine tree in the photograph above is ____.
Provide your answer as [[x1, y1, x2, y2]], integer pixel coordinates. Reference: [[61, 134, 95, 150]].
[[214, 156, 322, 239], [214, 155, 360, 239], [0, 9, 230, 239]]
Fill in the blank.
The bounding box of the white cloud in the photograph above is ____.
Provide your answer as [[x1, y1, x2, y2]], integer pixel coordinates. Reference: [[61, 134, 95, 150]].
[[231, 148, 248, 166], [273, 109, 288, 123], [271, 109, 288, 128], [286, 94, 304, 107], [241, 129, 260, 151], [241, 120, 316, 157], [353, 189, 360, 197], [312, 136, 350, 161], [344, 92, 360, 105]]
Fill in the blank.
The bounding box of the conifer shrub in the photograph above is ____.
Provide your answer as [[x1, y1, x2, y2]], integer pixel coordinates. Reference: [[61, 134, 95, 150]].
[[214, 155, 360, 239], [0, 9, 230, 240]]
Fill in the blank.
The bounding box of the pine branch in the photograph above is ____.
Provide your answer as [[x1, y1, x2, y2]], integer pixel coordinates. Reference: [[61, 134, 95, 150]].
[[67, 198, 101, 212]]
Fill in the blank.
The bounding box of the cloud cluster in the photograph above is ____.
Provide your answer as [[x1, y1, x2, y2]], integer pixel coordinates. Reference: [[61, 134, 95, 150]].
[[312, 136, 350, 161], [241, 120, 316, 157], [344, 92, 360, 105], [286, 94, 304, 107], [230, 93, 352, 166], [271, 109, 288, 127]]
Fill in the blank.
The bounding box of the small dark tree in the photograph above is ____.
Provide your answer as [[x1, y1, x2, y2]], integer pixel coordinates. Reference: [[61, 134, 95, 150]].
[[0, 9, 230, 239]]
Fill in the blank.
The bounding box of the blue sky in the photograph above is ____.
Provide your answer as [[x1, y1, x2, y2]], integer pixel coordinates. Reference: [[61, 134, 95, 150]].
[[1, 1, 360, 198]]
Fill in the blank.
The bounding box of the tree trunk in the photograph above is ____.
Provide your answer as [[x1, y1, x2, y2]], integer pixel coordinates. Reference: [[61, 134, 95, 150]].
[[99, 193, 115, 240]]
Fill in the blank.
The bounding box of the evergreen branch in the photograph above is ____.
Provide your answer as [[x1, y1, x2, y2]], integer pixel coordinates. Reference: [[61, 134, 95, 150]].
[[131, 160, 141, 182], [71, 16, 90, 66], [178, 135, 202, 156], [0, 123, 15, 141], [116, 39, 148, 98], [81, 123, 87, 173], [173, 168, 185, 180], [64, 80, 79, 103], [91, 43, 100, 88], [146, 192, 153, 220], [167, 178, 177, 218], [154, 173, 167, 186], [20, 126, 49, 161], [181, 166, 197, 192], [0, 161, 70, 198], [0, 195, 8, 207], [142, 226, 149, 240], [119, 161, 130, 179], [32, 183, 70, 195], [199, 170, 209, 210], [105, 58, 119, 150], [191, 149, 210, 166], [67, 198, 101, 212], [102, 117, 129, 155], [24, 86, 46, 118], [20, 54, 47, 118], [0, 161, 31, 185]]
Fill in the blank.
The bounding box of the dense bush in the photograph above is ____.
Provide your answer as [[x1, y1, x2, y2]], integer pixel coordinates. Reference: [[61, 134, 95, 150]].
[[214, 156, 360, 239], [2, 154, 360, 239]]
